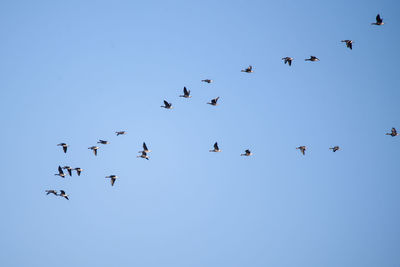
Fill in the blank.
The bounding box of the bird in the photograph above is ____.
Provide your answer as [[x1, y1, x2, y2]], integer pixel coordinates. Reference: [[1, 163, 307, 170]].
[[241, 65, 253, 73], [207, 97, 220, 106], [115, 131, 127, 136], [59, 190, 69, 200], [296, 146, 306, 155], [386, 127, 398, 137], [329, 146, 340, 152], [341, 40, 353, 50], [73, 167, 83, 176], [139, 142, 151, 153], [57, 143, 68, 153], [209, 142, 221, 152], [137, 151, 150, 160], [241, 149, 252, 156], [305, 56, 319, 62], [97, 140, 109, 144], [282, 57, 294, 66], [371, 14, 384, 25], [179, 87, 192, 98], [45, 190, 58, 196], [88, 146, 99, 156], [161, 100, 173, 109], [55, 166, 66, 178], [105, 175, 118, 186], [62, 166, 72, 176], [202, 79, 213, 83]]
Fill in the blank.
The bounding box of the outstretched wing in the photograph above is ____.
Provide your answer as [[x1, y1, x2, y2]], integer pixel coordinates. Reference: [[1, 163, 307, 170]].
[[111, 178, 116, 186], [60, 190, 65, 195], [143, 142, 148, 151], [163, 100, 169, 106], [376, 14, 382, 23], [183, 87, 189, 95], [58, 166, 64, 175], [214, 142, 219, 150], [392, 128, 397, 135]]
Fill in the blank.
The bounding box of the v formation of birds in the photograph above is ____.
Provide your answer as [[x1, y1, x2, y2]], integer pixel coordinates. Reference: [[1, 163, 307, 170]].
[[47, 14, 396, 200]]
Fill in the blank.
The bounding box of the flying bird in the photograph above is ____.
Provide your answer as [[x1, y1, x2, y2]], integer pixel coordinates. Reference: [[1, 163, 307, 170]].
[[105, 175, 118, 186], [282, 57, 293, 66], [329, 146, 340, 152], [59, 190, 69, 200], [137, 151, 150, 160], [115, 131, 127, 136], [88, 146, 99, 156], [241, 149, 252, 156], [241, 65, 254, 73], [55, 166, 66, 178], [305, 56, 319, 62], [209, 142, 221, 152], [202, 79, 213, 83], [57, 143, 68, 153], [139, 142, 151, 153], [45, 190, 58, 196], [179, 87, 192, 98], [296, 146, 306, 155], [371, 14, 384, 25], [207, 97, 220, 106], [73, 167, 83, 176], [386, 127, 398, 137], [341, 40, 353, 50], [161, 100, 173, 109], [97, 140, 109, 144], [62, 166, 72, 176]]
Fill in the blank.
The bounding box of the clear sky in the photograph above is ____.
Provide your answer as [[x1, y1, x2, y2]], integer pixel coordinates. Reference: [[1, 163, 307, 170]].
[[1, 1, 399, 266]]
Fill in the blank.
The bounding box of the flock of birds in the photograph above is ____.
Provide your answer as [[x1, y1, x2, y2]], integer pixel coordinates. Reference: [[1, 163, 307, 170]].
[[46, 14, 396, 200]]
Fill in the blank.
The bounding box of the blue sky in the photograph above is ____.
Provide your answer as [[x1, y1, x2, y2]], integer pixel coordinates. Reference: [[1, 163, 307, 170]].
[[1, 1, 399, 266]]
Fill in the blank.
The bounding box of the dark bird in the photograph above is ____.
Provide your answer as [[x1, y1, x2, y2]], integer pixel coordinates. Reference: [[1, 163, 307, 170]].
[[105, 175, 118, 186], [329, 146, 340, 152], [241, 65, 254, 73], [62, 166, 72, 176], [57, 143, 68, 153], [179, 87, 192, 98], [45, 190, 58, 196], [59, 190, 69, 200], [305, 56, 319, 62], [139, 142, 151, 153], [73, 167, 83, 176], [161, 100, 173, 109], [341, 40, 353, 50], [209, 142, 221, 152], [97, 140, 109, 144], [296, 146, 306, 155], [115, 131, 127, 136], [371, 14, 384, 25], [55, 165, 66, 178], [386, 127, 398, 137], [137, 151, 149, 160], [207, 97, 220, 106], [241, 149, 252, 156], [202, 79, 213, 83], [282, 57, 293, 66], [88, 146, 99, 156]]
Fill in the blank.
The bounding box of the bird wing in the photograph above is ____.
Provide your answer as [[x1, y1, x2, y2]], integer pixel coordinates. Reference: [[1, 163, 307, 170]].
[[65, 196, 69, 200], [63, 146, 67, 153], [288, 60, 292, 66], [60, 190, 65, 195], [111, 178, 116, 186], [214, 142, 219, 150], [77, 169, 81, 176], [392, 128, 397, 135], [376, 14, 382, 23], [143, 142, 148, 151], [67, 169, 72, 176], [245, 149, 250, 154], [94, 149, 97, 156], [183, 87, 188, 95], [349, 42, 352, 49], [163, 100, 169, 106], [58, 166, 64, 175]]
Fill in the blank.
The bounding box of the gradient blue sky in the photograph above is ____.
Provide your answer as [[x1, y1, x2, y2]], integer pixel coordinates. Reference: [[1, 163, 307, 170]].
[[1, 1, 399, 266]]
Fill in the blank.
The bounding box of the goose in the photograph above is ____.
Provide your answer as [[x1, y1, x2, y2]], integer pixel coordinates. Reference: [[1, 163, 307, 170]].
[[45, 190, 58, 196], [296, 146, 306, 155], [161, 100, 173, 109], [372, 14, 384, 25], [62, 166, 72, 176], [386, 127, 398, 137], [139, 142, 151, 153], [73, 167, 83, 176], [341, 40, 353, 50], [209, 142, 221, 152], [282, 57, 293, 66], [88, 146, 99, 156], [241, 65, 253, 73], [57, 143, 68, 153], [97, 140, 109, 144], [105, 175, 118, 186], [179, 87, 191, 98], [115, 131, 127, 136], [137, 151, 150, 160], [305, 56, 319, 62], [207, 97, 220, 106], [59, 190, 69, 200], [241, 149, 252, 156], [329, 146, 340, 152], [202, 79, 213, 83], [55, 165, 66, 178]]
